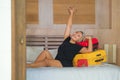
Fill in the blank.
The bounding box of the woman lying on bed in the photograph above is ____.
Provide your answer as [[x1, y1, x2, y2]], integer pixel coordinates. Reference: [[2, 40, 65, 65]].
[[27, 7, 93, 67]]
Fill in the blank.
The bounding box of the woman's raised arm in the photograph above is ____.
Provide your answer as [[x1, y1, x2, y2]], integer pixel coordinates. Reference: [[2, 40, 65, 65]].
[[64, 7, 75, 39]]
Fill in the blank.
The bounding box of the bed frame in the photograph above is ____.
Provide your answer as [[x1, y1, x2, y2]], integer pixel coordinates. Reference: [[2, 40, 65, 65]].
[[26, 35, 117, 64]]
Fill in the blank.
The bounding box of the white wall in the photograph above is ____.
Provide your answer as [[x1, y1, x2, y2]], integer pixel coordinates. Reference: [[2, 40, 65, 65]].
[[0, 0, 11, 80]]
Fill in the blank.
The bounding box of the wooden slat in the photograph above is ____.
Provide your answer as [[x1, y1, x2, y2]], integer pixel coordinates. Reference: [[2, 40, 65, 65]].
[[26, 35, 46, 37], [47, 39, 64, 41], [26, 38, 45, 42], [47, 42, 62, 45], [26, 42, 45, 44], [48, 46, 59, 48]]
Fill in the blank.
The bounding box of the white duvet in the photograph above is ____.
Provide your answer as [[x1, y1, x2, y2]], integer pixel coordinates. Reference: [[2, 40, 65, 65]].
[[26, 63, 120, 80]]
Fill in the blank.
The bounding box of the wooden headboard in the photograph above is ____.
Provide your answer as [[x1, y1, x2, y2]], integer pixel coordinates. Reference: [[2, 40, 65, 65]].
[[26, 35, 64, 50]]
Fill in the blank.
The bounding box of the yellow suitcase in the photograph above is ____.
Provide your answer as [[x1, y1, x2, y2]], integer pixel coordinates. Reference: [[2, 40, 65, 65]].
[[73, 50, 107, 67]]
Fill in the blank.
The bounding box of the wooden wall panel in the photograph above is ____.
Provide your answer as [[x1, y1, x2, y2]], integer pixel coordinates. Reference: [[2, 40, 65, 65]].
[[26, 0, 39, 24], [53, 0, 95, 24]]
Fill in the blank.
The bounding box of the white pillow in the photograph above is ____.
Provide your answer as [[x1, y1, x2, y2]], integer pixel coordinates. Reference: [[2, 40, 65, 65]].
[[26, 46, 44, 62], [48, 49, 58, 59]]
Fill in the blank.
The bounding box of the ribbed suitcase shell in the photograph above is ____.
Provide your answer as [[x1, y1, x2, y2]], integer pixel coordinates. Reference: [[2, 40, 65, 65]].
[[73, 50, 107, 67]]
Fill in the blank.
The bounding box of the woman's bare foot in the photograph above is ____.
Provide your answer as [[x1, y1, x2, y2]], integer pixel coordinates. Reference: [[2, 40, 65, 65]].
[[26, 64, 32, 68]]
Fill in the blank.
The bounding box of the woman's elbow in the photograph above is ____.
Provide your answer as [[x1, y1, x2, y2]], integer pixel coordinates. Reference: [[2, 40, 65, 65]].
[[87, 49, 93, 53], [80, 48, 93, 53]]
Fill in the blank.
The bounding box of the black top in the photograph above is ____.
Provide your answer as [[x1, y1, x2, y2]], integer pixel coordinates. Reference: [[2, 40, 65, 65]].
[[55, 37, 83, 67]]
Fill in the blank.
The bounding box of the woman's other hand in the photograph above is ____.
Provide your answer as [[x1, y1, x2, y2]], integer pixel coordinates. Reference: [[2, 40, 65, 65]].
[[68, 7, 75, 15]]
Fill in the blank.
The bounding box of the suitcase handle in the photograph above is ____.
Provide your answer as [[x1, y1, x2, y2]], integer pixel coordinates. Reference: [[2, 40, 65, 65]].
[[95, 58, 104, 62], [96, 53, 101, 56]]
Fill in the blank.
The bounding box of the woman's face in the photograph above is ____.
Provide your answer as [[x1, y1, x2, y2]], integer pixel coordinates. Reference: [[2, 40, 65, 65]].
[[70, 31, 83, 42]]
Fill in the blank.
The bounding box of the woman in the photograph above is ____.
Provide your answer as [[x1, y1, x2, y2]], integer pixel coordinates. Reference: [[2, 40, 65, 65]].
[[27, 7, 93, 67]]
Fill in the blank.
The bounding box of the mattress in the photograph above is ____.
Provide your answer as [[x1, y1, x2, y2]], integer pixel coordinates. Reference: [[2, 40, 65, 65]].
[[26, 63, 120, 80]]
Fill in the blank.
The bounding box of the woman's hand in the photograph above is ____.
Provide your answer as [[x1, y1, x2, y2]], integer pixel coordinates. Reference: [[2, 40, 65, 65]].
[[84, 36, 92, 40], [82, 36, 91, 41], [68, 7, 75, 15]]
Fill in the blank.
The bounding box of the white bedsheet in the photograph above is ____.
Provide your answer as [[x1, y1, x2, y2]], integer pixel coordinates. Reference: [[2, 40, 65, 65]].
[[26, 63, 120, 80]]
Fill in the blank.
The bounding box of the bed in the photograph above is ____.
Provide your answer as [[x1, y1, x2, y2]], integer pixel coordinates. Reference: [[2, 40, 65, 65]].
[[26, 35, 120, 80]]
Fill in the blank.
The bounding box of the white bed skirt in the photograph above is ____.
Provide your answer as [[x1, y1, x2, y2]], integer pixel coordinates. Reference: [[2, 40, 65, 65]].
[[26, 63, 120, 80]]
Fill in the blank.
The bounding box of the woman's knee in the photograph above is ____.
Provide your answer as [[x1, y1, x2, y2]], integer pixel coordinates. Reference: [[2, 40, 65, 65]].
[[42, 50, 49, 54]]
